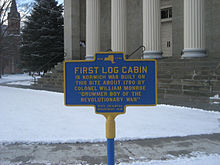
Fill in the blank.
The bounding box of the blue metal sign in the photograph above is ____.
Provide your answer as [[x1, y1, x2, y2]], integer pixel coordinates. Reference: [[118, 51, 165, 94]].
[[64, 52, 157, 114]]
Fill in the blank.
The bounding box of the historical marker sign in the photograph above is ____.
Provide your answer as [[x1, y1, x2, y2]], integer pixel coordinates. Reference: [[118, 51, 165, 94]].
[[64, 52, 157, 114]]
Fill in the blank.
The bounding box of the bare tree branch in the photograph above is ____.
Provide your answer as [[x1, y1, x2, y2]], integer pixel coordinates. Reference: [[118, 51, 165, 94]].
[[0, 0, 11, 26], [1, 0, 11, 41], [0, 0, 12, 77]]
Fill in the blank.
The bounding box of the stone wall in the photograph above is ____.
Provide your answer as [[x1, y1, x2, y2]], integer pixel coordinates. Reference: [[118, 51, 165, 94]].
[[100, 0, 111, 52], [34, 56, 220, 111], [172, 0, 183, 56], [205, 0, 220, 58], [158, 57, 220, 111], [33, 63, 64, 92], [127, 0, 143, 56]]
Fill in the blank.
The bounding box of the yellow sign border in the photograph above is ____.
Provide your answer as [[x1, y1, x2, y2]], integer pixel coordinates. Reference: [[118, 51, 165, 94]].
[[64, 52, 157, 116]]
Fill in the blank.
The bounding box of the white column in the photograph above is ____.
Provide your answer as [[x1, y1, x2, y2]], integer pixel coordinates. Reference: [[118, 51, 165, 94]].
[[182, 0, 206, 58], [64, 0, 80, 60], [64, 0, 73, 60], [143, 0, 162, 59], [86, 0, 100, 60], [111, 0, 127, 54]]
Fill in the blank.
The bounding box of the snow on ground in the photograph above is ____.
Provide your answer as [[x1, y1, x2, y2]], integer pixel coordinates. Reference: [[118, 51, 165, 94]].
[[1, 153, 220, 165], [0, 74, 36, 85], [210, 94, 220, 105], [6, 80, 35, 86], [210, 94, 220, 100], [0, 86, 220, 143], [120, 153, 220, 165]]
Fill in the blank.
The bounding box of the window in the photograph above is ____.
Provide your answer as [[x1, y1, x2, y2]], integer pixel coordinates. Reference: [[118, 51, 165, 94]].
[[161, 8, 172, 19], [167, 41, 171, 48]]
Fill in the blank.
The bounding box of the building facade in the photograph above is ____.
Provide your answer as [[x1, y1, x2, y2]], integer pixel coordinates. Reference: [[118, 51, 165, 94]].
[[36, 0, 220, 110], [64, 0, 220, 60], [1, 0, 21, 74]]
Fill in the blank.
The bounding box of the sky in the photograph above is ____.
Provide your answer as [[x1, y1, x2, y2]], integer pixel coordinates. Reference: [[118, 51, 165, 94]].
[[17, 0, 64, 5], [15, 0, 64, 25]]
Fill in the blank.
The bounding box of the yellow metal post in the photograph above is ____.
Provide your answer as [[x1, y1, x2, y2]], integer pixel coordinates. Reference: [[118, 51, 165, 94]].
[[104, 114, 117, 139]]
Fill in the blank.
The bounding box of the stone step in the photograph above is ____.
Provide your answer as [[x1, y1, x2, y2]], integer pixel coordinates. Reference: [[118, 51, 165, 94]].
[[32, 57, 220, 111], [33, 62, 64, 91], [158, 88, 212, 97]]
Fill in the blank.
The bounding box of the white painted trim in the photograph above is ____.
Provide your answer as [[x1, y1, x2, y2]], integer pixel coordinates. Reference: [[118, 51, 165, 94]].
[[143, 51, 163, 59], [160, 5, 172, 10], [161, 18, 172, 23]]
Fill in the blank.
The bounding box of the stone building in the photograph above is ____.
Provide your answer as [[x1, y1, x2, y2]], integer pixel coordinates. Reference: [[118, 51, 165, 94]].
[[37, 0, 220, 110], [64, 0, 220, 60], [1, 0, 21, 74]]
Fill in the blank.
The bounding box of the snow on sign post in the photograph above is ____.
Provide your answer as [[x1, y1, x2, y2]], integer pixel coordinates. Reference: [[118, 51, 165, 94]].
[[64, 52, 157, 165]]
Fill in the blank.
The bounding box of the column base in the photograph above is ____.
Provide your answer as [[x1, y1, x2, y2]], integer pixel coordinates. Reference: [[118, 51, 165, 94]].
[[85, 55, 94, 60], [143, 51, 163, 59], [182, 48, 207, 58]]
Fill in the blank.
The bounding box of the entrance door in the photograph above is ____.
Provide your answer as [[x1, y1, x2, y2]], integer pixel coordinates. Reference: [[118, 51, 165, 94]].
[[161, 21, 172, 57]]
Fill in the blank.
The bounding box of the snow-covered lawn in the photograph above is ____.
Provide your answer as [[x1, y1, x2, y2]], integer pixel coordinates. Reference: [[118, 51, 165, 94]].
[[0, 86, 220, 143], [0, 73, 36, 85], [120, 153, 220, 165]]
